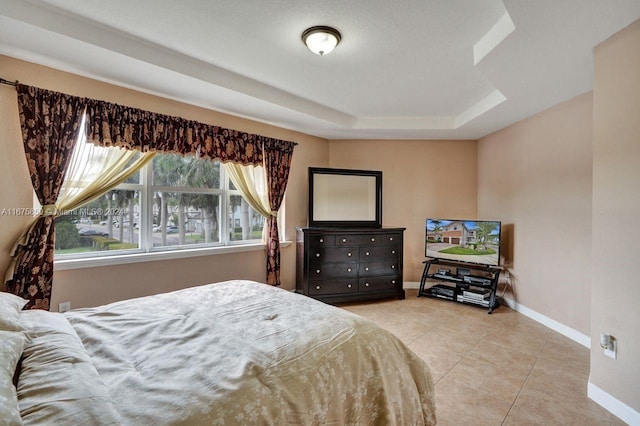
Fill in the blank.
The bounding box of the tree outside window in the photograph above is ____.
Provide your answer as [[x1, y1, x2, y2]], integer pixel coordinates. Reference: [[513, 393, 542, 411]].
[[54, 153, 263, 257]]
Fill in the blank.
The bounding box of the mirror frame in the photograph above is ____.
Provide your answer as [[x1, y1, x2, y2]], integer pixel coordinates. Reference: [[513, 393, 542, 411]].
[[308, 167, 382, 228]]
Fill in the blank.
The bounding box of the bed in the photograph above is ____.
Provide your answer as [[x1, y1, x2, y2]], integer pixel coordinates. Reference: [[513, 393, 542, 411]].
[[1, 280, 436, 425]]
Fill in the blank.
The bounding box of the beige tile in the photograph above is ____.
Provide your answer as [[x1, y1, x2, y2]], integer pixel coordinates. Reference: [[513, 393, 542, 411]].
[[444, 356, 528, 404], [509, 377, 611, 425], [611, 415, 628, 425], [411, 346, 463, 383], [456, 305, 511, 329], [483, 326, 548, 355], [385, 306, 454, 329], [503, 410, 609, 426], [342, 302, 403, 323], [406, 313, 454, 330], [438, 315, 493, 343], [411, 326, 478, 355], [497, 314, 553, 339], [374, 317, 431, 345], [527, 356, 589, 396], [467, 340, 538, 378], [539, 332, 590, 373], [435, 375, 512, 425], [408, 330, 471, 382]]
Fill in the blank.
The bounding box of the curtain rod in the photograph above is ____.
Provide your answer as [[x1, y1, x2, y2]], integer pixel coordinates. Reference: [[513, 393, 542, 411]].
[[0, 78, 18, 87]]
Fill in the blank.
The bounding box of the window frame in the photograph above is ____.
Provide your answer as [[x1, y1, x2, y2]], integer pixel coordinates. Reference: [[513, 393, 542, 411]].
[[54, 154, 268, 266]]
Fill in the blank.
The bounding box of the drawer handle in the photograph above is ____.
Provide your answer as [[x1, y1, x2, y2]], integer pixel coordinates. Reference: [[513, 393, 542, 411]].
[[342, 238, 347, 243], [316, 269, 320, 274], [389, 237, 394, 241], [391, 250, 396, 254], [347, 252, 352, 257], [315, 253, 321, 257], [365, 267, 369, 271], [365, 283, 370, 287], [347, 284, 352, 288], [347, 268, 352, 272], [371, 238, 376, 242], [319, 238, 324, 243], [365, 251, 370, 256], [392, 280, 396, 284], [391, 265, 395, 269], [316, 285, 321, 290]]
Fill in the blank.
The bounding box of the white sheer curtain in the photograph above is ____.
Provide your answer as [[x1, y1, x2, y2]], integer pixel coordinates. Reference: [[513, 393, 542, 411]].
[[56, 131, 155, 215], [224, 162, 271, 241]]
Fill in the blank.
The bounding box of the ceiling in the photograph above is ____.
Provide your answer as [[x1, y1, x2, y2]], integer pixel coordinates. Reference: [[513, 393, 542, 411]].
[[1, 0, 639, 140]]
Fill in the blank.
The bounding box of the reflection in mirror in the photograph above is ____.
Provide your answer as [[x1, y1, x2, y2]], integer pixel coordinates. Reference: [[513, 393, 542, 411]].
[[313, 174, 377, 221], [308, 167, 382, 228]]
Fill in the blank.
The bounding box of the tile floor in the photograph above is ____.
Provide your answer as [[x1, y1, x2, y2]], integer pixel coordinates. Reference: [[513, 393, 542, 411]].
[[339, 290, 626, 425]]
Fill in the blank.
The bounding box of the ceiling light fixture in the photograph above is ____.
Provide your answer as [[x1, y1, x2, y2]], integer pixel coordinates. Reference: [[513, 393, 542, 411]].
[[301, 26, 341, 56]]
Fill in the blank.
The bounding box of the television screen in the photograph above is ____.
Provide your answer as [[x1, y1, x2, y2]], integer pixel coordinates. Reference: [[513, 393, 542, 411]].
[[425, 219, 501, 266]]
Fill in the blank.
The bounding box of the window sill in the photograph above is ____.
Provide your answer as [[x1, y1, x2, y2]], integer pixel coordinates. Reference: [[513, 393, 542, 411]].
[[54, 241, 292, 271]]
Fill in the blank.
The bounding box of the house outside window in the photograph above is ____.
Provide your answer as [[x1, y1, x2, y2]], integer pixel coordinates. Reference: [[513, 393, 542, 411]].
[[53, 153, 263, 258]]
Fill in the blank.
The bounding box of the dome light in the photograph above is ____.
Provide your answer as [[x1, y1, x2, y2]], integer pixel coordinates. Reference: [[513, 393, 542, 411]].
[[302, 26, 341, 56]]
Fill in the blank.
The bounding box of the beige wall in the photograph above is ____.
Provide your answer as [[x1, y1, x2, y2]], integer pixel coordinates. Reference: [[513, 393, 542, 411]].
[[328, 140, 477, 281], [0, 84, 33, 289], [0, 55, 329, 308], [591, 19, 640, 412], [477, 92, 593, 335]]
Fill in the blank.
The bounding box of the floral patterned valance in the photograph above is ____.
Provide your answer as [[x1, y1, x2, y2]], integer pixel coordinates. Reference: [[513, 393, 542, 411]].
[[17, 84, 297, 165]]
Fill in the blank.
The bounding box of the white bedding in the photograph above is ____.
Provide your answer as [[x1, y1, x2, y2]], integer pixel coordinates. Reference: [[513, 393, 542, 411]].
[[17, 280, 436, 425]]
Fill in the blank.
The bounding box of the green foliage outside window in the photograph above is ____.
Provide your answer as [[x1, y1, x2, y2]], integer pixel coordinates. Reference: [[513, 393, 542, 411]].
[[55, 216, 80, 250]]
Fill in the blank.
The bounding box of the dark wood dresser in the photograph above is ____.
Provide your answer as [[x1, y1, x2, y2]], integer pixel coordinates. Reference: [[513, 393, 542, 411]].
[[296, 227, 405, 304]]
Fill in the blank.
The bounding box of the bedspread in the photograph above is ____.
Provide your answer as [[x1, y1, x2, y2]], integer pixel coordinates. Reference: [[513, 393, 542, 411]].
[[20, 280, 436, 425]]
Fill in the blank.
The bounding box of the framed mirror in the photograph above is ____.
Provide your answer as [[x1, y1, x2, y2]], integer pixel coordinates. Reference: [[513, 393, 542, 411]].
[[308, 167, 382, 228]]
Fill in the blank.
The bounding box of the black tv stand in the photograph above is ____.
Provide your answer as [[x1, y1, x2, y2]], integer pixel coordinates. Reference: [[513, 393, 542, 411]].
[[418, 258, 501, 313]]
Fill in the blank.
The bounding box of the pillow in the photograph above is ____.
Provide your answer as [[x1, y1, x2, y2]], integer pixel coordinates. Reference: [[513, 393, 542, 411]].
[[17, 310, 123, 425], [0, 292, 28, 331], [0, 330, 26, 426]]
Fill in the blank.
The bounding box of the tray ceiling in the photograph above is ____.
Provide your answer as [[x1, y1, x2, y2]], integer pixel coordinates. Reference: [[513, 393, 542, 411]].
[[1, 0, 639, 140]]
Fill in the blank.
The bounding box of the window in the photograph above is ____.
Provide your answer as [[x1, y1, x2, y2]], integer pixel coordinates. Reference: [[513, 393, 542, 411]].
[[54, 152, 264, 258]]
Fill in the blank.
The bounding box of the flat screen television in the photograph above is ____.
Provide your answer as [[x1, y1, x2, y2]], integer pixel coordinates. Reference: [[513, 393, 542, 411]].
[[308, 167, 382, 228], [425, 219, 501, 266]]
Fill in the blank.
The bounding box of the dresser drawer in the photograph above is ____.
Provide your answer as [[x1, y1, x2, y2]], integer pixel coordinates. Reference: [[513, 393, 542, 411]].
[[309, 279, 358, 295], [359, 275, 402, 292], [379, 233, 402, 245], [336, 234, 381, 246], [310, 247, 357, 262], [359, 246, 400, 261], [308, 234, 335, 247], [336, 233, 402, 247], [359, 261, 399, 277], [309, 261, 357, 279]]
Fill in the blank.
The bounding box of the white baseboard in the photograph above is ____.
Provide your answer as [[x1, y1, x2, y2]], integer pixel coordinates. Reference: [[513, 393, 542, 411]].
[[502, 296, 591, 348], [588, 381, 640, 425], [404, 281, 420, 289]]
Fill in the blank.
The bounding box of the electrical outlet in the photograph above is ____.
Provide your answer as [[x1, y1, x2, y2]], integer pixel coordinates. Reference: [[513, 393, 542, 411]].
[[58, 301, 71, 313], [604, 339, 617, 359]]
